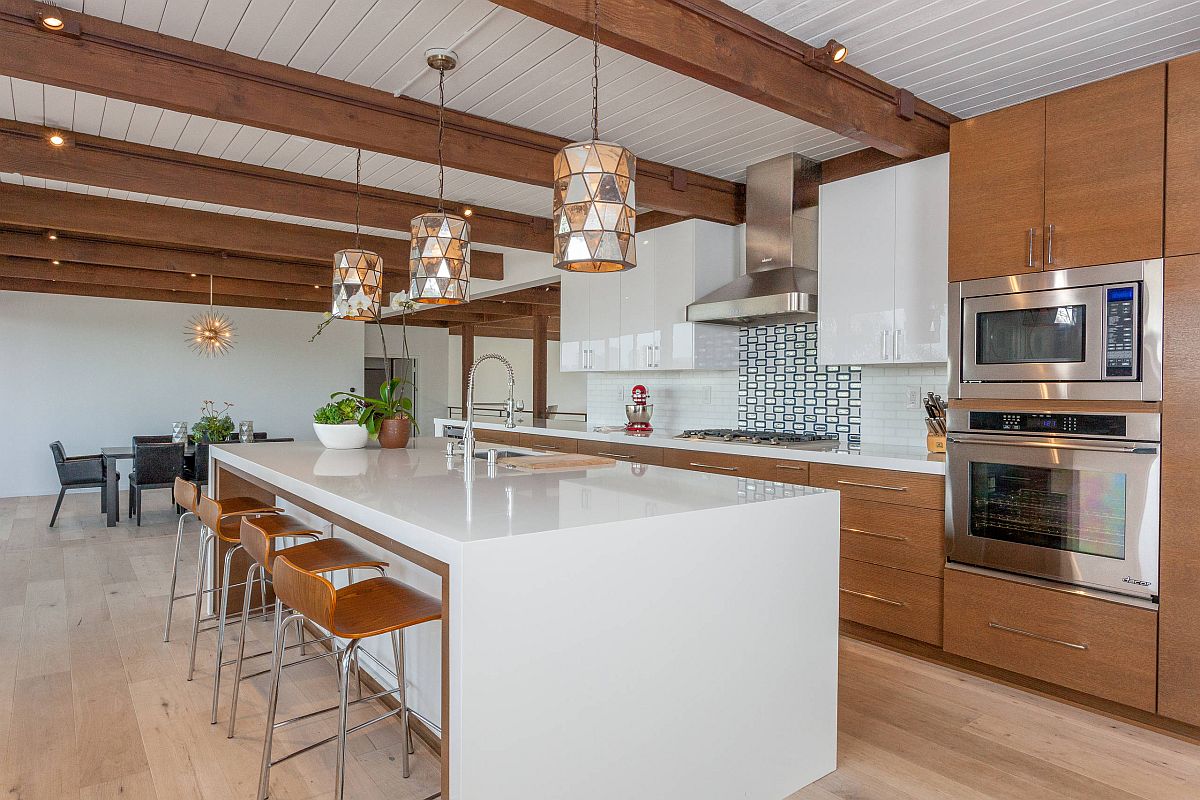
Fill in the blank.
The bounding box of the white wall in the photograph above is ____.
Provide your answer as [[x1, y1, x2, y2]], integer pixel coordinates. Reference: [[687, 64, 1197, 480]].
[[449, 336, 587, 415], [0, 292, 363, 498], [365, 323, 450, 437]]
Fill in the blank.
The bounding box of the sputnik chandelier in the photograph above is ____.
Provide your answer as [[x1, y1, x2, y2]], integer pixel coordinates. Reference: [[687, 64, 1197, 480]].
[[185, 275, 236, 357]]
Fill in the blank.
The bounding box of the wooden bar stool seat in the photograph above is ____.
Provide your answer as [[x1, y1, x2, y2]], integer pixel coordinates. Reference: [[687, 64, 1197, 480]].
[[163, 478, 280, 642], [258, 555, 442, 800]]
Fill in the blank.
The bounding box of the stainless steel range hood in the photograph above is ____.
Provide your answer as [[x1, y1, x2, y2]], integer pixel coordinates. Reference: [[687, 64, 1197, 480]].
[[686, 153, 820, 326]]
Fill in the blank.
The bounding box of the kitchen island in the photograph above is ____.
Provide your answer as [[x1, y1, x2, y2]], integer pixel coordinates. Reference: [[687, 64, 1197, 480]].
[[210, 438, 840, 800]]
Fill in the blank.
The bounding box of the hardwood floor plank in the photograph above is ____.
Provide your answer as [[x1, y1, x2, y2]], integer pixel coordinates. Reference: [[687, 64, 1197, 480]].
[[3, 671, 79, 800]]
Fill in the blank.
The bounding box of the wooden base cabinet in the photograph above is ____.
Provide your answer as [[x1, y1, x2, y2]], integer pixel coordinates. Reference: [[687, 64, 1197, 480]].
[[944, 568, 1158, 712], [841, 559, 943, 646]]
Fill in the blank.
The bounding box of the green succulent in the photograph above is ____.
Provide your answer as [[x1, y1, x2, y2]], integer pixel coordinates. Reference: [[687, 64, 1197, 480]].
[[314, 403, 348, 425]]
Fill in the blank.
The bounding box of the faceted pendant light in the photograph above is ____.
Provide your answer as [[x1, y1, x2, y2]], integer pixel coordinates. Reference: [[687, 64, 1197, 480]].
[[552, 0, 636, 273], [332, 148, 383, 321], [410, 49, 471, 305]]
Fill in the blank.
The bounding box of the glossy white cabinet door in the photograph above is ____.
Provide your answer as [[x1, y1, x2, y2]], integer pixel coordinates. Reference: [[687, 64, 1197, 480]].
[[818, 167, 897, 365], [587, 271, 623, 371], [894, 154, 949, 363], [652, 221, 696, 370], [620, 231, 657, 370], [559, 272, 589, 371]]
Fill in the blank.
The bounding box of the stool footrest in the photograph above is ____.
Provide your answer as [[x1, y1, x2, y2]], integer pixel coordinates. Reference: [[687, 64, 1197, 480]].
[[270, 701, 405, 767]]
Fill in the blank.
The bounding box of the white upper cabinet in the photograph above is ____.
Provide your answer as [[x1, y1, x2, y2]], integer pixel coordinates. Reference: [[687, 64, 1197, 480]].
[[818, 153, 949, 366], [561, 220, 740, 372]]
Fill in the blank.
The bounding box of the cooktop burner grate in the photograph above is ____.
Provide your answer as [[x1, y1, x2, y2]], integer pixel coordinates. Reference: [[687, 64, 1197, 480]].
[[677, 429, 842, 446]]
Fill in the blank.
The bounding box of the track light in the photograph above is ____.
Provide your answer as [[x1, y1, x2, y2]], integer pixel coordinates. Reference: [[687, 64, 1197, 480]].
[[38, 11, 64, 30], [35, 5, 79, 35], [462, 207, 474, 217], [805, 39, 848, 70], [825, 39, 848, 63], [51, 259, 60, 265], [48, 132, 66, 147], [46, 230, 58, 241]]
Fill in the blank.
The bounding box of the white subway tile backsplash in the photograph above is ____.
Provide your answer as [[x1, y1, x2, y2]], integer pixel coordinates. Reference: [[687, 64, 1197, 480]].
[[586, 370, 739, 430], [860, 363, 949, 448]]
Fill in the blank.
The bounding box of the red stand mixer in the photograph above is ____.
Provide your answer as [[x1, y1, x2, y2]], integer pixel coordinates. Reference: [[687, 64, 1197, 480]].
[[625, 385, 654, 434]]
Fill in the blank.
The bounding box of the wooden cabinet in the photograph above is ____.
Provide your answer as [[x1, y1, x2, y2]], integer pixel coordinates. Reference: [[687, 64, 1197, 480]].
[[1158, 254, 1200, 725], [1043, 64, 1165, 270], [841, 559, 943, 646], [662, 449, 808, 483], [575, 439, 665, 465], [1167, 53, 1200, 257], [841, 499, 944, 577], [818, 154, 948, 365], [808, 463, 944, 510], [949, 100, 1045, 281], [949, 65, 1165, 281], [516, 433, 578, 454], [560, 219, 739, 372], [944, 568, 1158, 712], [474, 428, 521, 446]]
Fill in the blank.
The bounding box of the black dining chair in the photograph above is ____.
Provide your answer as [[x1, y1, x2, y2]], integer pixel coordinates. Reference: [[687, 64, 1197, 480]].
[[129, 442, 185, 526], [186, 441, 210, 490], [48, 441, 114, 527], [129, 435, 173, 518]]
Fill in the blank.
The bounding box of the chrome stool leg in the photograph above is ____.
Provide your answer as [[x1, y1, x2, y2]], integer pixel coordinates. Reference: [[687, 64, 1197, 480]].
[[335, 639, 361, 800], [391, 628, 413, 777], [211, 542, 244, 724], [227, 560, 262, 739], [258, 601, 295, 800], [163, 509, 196, 642], [186, 526, 215, 680]]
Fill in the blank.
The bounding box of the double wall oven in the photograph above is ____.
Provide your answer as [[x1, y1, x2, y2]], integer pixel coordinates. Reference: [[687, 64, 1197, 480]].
[[946, 261, 1165, 602]]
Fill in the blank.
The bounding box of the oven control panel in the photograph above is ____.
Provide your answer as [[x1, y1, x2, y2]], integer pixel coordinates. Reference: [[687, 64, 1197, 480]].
[[969, 412, 1128, 437], [1103, 284, 1139, 380]]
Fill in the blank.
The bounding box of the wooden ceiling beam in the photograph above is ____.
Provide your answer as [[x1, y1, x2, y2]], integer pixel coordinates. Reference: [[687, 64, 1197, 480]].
[[408, 300, 537, 318], [0, 228, 331, 287], [0, 255, 327, 303], [0, 0, 743, 224], [491, 0, 953, 159], [0, 118, 550, 253], [0, 183, 503, 283], [476, 285, 561, 306], [448, 325, 561, 341], [0, 276, 327, 313]]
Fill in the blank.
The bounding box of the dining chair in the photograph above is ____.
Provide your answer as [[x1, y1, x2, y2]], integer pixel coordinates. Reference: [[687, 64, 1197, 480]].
[[129, 442, 185, 526], [129, 435, 173, 518], [48, 441, 113, 527]]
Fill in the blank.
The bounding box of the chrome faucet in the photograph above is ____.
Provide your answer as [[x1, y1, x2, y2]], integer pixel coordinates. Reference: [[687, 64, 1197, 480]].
[[460, 353, 517, 457]]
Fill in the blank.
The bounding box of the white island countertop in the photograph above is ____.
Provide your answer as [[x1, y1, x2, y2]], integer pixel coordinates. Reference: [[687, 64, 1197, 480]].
[[435, 414, 946, 475], [210, 439, 840, 800]]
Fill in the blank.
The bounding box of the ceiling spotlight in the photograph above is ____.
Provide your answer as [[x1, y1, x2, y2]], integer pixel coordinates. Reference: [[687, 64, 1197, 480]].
[[190, 273, 197, 277], [51, 259, 60, 265], [826, 39, 848, 63], [805, 39, 848, 69], [46, 230, 58, 240], [462, 207, 474, 217], [38, 12, 64, 31], [48, 132, 66, 147]]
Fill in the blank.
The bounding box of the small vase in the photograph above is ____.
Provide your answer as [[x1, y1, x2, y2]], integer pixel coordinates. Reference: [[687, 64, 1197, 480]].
[[377, 417, 412, 449]]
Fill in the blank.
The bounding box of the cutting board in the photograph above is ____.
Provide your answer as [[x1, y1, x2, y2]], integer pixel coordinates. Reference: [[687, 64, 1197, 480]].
[[498, 454, 616, 472]]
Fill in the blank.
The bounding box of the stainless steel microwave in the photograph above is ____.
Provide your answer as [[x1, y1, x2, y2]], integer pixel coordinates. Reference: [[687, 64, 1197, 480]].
[[949, 260, 1163, 401]]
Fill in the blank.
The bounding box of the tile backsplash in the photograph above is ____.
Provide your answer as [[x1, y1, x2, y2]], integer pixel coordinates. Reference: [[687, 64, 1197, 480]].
[[860, 363, 950, 447], [585, 370, 739, 430]]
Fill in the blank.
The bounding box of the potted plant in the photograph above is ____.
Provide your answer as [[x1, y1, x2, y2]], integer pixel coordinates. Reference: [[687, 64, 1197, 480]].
[[193, 400, 236, 443], [312, 398, 369, 450], [332, 378, 418, 449]]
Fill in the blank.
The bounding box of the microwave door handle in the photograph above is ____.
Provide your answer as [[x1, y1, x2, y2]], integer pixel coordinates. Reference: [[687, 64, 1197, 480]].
[[947, 435, 1156, 454]]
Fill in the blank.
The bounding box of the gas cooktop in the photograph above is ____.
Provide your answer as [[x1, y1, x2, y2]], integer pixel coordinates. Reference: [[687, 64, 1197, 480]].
[[675, 429, 842, 449]]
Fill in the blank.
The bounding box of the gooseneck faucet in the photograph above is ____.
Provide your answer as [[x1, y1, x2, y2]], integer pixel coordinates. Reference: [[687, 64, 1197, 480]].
[[460, 353, 517, 457]]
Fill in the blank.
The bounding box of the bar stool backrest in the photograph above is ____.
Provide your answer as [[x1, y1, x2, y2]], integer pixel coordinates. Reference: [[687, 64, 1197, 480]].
[[240, 517, 272, 570], [174, 476, 199, 513], [197, 495, 224, 532], [273, 555, 337, 631]]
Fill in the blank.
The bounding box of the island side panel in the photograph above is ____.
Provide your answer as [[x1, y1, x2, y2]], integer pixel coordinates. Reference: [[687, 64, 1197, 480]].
[[454, 490, 841, 800]]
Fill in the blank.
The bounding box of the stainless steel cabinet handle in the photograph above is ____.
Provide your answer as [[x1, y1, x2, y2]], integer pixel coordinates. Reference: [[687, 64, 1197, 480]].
[[842, 526, 908, 542], [596, 451, 632, 460], [1027, 227, 1035, 267], [894, 329, 902, 360], [988, 621, 1088, 651], [653, 344, 661, 367], [840, 588, 906, 607], [881, 330, 890, 360], [773, 464, 807, 471], [1046, 223, 1054, 265], [689, 462, 738, 472], [836, 479, 908, 492], [533, 445, 562, 451]]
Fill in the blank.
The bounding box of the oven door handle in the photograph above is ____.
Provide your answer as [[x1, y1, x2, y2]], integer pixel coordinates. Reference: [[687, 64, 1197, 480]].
[[947, 434, 1157, 454]]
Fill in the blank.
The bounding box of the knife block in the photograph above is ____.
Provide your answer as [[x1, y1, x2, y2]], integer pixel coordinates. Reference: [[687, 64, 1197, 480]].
[[926, 434, 947, 453]]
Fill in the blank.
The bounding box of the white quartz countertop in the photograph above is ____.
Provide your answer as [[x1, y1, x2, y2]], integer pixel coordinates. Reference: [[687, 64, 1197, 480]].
[[210, 439, 830, 557], [435, 415, 946, 475]]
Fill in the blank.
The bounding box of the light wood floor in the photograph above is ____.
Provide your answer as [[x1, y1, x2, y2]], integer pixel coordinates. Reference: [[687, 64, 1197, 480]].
[[2, 490, 1199, 800]]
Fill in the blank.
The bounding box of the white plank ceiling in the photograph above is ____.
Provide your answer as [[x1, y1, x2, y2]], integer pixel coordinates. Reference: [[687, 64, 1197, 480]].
[[3, 0, 1197, 223]]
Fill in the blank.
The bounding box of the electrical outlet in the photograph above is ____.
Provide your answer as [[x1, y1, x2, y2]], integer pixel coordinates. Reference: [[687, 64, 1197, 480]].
[[703, 386, 713, 404], [905, 388, 921, 410]]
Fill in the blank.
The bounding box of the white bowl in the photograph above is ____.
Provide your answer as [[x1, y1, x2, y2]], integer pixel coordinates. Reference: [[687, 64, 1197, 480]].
[[313, 422, 369, 450]]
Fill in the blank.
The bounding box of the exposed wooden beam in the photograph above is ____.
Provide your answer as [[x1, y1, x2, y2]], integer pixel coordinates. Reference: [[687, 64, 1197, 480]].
[[477, 285, 561, 306], [491, 0, 953, 159], [0, 0, 743, 224], [408, 300, 536, 318], [533, 312, 549, 417], [638, 210, 688, 231], [0, 118, 550, 253], [0, 228, 330, 286], [0, 276, 326, 313], [449, 324, 561, 342], [460, 324, 474, 414], [0, 183, 503, 283], [0, 256, 326, 302], [820, 148, 914, 184]]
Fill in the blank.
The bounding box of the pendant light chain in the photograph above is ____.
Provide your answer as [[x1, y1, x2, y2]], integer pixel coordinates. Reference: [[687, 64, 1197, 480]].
[[353, 148, 362, 250], [591, 0, 600, 140], [437, 66, 447, 213], [208, 274, 214, 308]]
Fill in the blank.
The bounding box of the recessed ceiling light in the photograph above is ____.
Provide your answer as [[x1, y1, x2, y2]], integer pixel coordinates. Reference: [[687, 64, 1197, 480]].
[[51, 259, 60, 265], [48, 132, 65, 147], [39, 12, 64, 31]]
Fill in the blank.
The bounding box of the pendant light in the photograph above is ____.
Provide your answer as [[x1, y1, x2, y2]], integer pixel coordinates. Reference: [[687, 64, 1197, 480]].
[[552, 0, 637, 273], [185, 275, 235, 357], [332, 148, 384, 321], [409, 49, 471, 305]]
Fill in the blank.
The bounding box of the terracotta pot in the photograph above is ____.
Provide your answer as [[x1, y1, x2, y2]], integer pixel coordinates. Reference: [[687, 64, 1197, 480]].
[[377, 416, 412, 449]]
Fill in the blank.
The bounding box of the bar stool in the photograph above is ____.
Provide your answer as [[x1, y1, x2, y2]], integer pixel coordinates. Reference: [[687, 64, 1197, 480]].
[[226, 515, 390, 738], [187, 494, 282, 682], [258, 554, 442, 800], [165, 478, 280, 642]]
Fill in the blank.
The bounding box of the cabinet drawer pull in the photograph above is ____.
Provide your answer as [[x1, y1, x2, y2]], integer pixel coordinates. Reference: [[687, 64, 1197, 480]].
[[533, 445, 562, 451], [773, 464, 807, 471], [689, 462, 738, 472], [840, 588, 906, 608], [836, 479, 908, 492], [842, 527, 908, 542], [988, 622, 1088, 651], [596, 451, 632, 460]]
